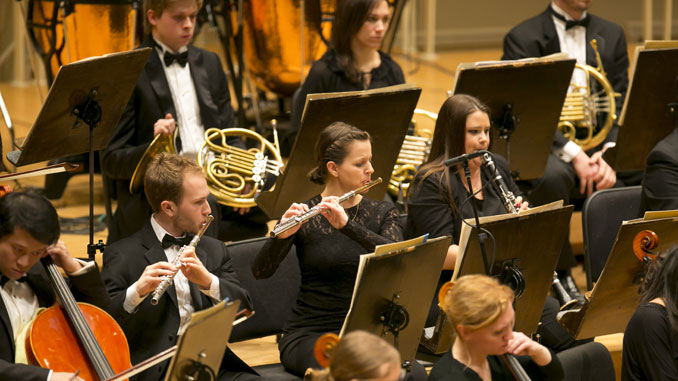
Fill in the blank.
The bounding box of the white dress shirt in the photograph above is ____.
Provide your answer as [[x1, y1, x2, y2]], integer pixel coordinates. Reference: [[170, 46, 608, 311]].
[[153, 38, 206, 160], [123, 216, 220, 333]]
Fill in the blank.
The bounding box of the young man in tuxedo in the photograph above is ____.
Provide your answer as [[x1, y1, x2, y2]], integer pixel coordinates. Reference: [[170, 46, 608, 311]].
[[0, 191, 109, 381], [101, 0, 256, 244], [502, 0, 630, 301], [102, 153, 258, 380]]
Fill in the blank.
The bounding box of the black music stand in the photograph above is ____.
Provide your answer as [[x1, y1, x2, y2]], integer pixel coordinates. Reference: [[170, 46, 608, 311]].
[[421, 202, 573, 354], [255, 84, 421, 218], [6, 48, 151, 259], [557, 215, 678, 339], [339, 235, 450, 368], [451, 56, 575, 180], [604, 45, 678, 172], [107, 300, 242, 381]]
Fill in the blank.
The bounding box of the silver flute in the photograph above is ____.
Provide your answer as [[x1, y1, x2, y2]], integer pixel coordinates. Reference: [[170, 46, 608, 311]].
[[150, 215, 214, 305], [270, 178, 382, 238]]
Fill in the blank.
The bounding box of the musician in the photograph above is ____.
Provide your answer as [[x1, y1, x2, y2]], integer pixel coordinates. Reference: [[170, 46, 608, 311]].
[[407, 94, 582, 352], [283, 0, 405, 155], [622, 246, 678, 380], [640, 127, 678, 212], [252, 123, 424, 378], [102, 0, 250, 244], [310, 331, 403, 381], [428, 275, 564, 381], [0, 191, 109, 381], [502, 0, 631, 301], [101, 153, 258, 380]]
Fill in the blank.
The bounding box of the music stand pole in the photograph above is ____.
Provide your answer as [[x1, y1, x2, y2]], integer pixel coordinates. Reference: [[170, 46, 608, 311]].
[[461, 161, 490, 275]]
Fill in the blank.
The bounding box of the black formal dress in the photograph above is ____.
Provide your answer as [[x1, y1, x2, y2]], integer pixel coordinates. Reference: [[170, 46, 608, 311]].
[[252, 195, 401, 376], [428, 350, 564, 381], [102, 219, 256, 381], [407, 156, 577, 352], [0, 265, 109, 381], [502, 5, 630, 270], [622, 303, 678, 380], [641, 128, 678, 213], [284, 50, 405, 155], [102, 35, 239, 243]]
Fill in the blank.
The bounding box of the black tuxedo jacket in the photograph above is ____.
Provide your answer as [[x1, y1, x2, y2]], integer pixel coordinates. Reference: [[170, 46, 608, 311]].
[[0, 265, 109, 381], [101, 35, 236, 242], [101, 220, 253, 381], [641, 128, 678, 212], [502, 6, 629, 150]]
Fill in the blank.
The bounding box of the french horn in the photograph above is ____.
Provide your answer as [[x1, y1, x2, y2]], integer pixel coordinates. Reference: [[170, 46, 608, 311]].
[[387, 109, 436, 198], [558, 39, 620, 151]]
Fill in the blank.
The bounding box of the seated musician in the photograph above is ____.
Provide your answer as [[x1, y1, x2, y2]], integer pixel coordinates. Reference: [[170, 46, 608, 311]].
[[252, 122, 425, 379], [283, 0, 405, 155], [310, 330, 403, 381], [407, 94, 580, 352], [640, 127, 678, 212], [101, 153, 259, 380], [622, 246, 678, 380], [102, 0, 257, 244], [429, 274, 563, 381], [0, 191, 109, 381]]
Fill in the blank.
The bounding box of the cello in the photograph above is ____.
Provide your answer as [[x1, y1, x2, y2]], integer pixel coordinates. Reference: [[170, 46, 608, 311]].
[[0, 186, 131, 380]]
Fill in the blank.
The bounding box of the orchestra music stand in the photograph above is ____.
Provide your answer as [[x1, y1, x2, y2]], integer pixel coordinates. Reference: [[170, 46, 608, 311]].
[[5, 48, 151, 260], [557, 216, 678, 339], [604, 46, 678, 172], [421, 203, 573, 354], [339, 235, 450, 367], [451, 56, 575, 180], [255, 84, 421, 218]]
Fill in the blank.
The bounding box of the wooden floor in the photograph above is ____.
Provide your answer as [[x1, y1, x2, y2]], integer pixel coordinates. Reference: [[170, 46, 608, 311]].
[[0, 47, 607, 372]]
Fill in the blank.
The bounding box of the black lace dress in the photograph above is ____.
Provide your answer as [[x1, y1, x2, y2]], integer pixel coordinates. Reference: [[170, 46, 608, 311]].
[[252, 195, 402, 376]]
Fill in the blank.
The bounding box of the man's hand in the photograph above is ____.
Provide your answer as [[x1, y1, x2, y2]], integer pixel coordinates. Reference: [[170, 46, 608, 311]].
[[51, 372, 84, 381], [177, 247, 212, 290], [233, 183, 253, 215], [135, 262, 176, 297], [46, 241, 82, 274], [153, 113, 176, 137], [572, 150, 595, 196], [590, 151, 617, 191]]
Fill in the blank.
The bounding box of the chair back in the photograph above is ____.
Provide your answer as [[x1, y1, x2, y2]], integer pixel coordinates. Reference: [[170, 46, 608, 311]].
[[226, 237, 301, 342], [582, 186, 642, 290]]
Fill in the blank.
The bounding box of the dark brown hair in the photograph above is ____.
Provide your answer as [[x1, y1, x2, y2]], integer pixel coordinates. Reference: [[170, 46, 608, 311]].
[[330, 0, 385, 85], [308, 122, 371, 185], [408, 94, 490, 215], [639, 247, 678, 332], [143, 0, 204, 35], [144, 152, 203, 213]]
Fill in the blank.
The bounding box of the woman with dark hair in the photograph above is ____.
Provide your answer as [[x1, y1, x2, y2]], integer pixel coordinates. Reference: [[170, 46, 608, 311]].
[[283, 0, 405, 154], [406, 94, 585, 353], [253, 122, 404, 376], [622, 247, 678, 380]]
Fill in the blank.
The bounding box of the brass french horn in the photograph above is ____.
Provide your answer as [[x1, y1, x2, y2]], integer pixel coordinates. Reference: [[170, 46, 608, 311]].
[[387, 109, 436, 198], [558, 39, 620, 151]]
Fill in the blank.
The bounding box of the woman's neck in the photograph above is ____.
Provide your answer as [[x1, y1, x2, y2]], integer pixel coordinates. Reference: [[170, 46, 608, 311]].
[[457, 164, 483, 198], [350, 43, 380, 73], [452, 339, 491, 380]]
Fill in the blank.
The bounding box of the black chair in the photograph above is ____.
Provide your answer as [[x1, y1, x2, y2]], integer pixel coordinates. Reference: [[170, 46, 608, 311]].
[[581, 186, 642, 290], [557, 341, 615, 381], [225, 237, 303, 380]]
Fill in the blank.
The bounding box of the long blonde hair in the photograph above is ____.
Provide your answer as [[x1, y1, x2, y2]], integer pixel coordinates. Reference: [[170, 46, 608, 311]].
[[443, 275, 514, 337], [312, 331, 400, 381]]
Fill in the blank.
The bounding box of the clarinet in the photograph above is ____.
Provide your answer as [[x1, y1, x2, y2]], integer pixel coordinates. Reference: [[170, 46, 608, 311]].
[[150, 215, 214, 305], [481, 153, 518, 214]]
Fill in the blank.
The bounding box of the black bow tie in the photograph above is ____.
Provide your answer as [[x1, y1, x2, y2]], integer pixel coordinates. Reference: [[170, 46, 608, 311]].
[[0, 275, 27, 287], [161, 234, 193, 249], [163, 50, 188, 67], [550, 8, 590, 30]]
